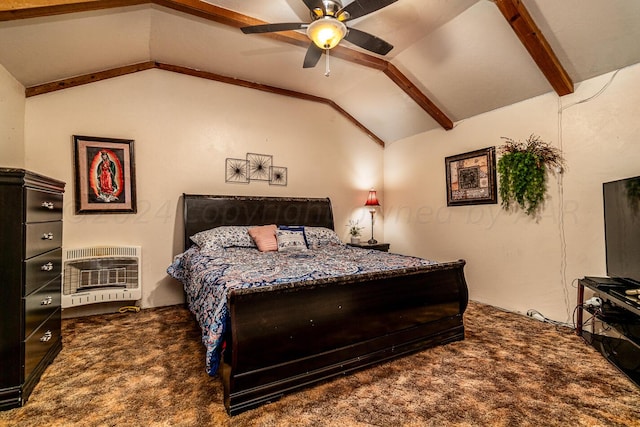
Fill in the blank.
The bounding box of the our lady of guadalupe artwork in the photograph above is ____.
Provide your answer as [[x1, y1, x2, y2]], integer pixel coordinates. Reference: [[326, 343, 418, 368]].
[[74, 135, 137, 214], [90, 149, 123, 203]]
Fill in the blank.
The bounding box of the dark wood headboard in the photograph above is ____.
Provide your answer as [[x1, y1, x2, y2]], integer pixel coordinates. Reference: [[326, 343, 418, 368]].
[[182, 194, 334, 249]]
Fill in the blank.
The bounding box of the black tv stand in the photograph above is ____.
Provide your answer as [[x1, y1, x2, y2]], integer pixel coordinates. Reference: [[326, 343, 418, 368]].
[[576, 277, 640, 387]]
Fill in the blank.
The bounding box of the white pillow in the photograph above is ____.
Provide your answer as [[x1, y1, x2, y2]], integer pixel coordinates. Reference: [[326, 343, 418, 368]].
[[276, 229, 308, 252], [190, 226, 256, 250], [303, 226, 342, 248]]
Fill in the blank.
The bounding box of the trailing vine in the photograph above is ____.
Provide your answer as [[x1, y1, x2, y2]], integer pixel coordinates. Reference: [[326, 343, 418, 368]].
[[497, 135, 565, 217]]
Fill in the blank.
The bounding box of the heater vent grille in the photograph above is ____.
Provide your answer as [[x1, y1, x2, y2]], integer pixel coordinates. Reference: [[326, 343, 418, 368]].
[[65, 246, 139, 260], [62, 246, 141, 308]]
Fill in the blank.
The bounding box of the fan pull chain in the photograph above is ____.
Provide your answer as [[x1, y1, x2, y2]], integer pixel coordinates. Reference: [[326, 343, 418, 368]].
[[324, 49, 331, 77]]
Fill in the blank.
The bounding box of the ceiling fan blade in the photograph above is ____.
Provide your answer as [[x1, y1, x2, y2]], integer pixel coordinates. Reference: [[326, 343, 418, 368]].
[[338, 0, 398, 22], [241, 23, 306, 34], [344, 28, 393, 55], [301, 0, 325, 13], [303, 44, 324, 68]]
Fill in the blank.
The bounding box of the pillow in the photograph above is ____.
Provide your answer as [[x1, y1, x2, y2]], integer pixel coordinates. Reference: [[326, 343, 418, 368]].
[[278, 225, 308, 247], [248, 224, 278, 252], [276, 229, 308, 252], [190, 226, 256, 250], [278, 225, 304, 232], [303, 226, 343, 248]]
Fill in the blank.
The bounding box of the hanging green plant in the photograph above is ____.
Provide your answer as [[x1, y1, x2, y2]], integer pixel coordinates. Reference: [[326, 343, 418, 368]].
[[497, 135, 565, 217]]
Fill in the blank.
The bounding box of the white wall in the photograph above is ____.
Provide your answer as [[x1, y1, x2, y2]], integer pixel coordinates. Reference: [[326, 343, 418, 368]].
[[20, 62, 640, 322], [384, 63, 640, 323], [0, 64, 25, 168], [24, 69, 384, 313]]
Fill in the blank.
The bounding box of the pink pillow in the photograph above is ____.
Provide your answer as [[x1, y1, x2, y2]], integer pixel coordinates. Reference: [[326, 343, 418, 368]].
[[248, 224, 278, 252]]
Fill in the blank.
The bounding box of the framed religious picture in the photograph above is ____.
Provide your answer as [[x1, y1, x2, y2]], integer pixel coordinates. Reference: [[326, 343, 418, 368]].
[[445, 147, 497, 206], [73, 135, 137, 214]]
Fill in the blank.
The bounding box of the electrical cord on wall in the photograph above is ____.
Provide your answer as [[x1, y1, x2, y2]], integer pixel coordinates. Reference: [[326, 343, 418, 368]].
[[555, 107, 570, 325], [553, 69, 621, 326]]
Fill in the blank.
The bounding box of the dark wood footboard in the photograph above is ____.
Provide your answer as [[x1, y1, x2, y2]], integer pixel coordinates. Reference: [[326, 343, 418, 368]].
[[221, 259, 468, 415]]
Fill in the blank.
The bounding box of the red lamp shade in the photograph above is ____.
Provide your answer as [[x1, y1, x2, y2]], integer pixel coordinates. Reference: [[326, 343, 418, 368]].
[[364, 189, 380, 207]]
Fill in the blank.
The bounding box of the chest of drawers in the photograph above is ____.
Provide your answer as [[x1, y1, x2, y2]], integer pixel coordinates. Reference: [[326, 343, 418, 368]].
[[0, 168, 65, 410]]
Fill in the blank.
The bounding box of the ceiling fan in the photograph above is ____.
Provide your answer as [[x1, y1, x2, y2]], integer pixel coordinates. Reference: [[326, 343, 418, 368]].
[[240, 0, 398, 70]]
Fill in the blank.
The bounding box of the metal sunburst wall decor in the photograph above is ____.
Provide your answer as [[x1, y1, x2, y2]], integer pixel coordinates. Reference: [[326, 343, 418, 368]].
[[247, 153, 272, 181], [225, 153, 287, 186], [269, 166, 287, 186], [225, 158, 249, 184]]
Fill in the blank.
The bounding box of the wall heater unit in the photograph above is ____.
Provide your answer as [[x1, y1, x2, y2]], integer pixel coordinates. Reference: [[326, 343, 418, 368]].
[[62, 246, 141, 308]]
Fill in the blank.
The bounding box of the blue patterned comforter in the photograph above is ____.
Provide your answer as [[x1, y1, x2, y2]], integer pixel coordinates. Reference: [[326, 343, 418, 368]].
[[167, 244, 436, 376]]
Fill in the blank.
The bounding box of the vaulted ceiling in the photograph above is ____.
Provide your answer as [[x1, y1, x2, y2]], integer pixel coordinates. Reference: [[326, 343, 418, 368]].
[[2, 0, 640, 146]]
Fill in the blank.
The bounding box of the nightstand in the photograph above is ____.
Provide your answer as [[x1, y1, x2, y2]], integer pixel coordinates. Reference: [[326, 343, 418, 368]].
[[347, 242, 390, 252]]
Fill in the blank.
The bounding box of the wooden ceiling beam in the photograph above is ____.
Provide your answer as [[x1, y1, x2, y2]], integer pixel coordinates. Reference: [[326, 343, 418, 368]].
[[25, 62, 386, 147], [24, 61, 156, 96], [494, 0, 573, 96], [384, 63, 453, 130], [0, 0, 146, 20], [0, 0, 453, 130]]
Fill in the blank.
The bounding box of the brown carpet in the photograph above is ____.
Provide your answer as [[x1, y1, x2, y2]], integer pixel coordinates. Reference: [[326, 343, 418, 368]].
[[1, 302, 638, 427]]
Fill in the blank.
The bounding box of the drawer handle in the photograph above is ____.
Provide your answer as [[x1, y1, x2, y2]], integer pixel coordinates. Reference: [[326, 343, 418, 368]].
[[41, 262, 54, 271], [40, 330, 52, 342], [41, 296, 53, 305], [41, 233, 54, 240], [41, 201, 55, 210]]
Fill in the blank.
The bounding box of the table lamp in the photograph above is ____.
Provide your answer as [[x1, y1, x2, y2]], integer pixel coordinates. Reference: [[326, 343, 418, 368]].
[[364, 189, 380, 244]]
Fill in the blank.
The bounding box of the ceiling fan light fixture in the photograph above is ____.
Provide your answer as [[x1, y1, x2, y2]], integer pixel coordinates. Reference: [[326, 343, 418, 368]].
[[307, 17, 347, 50]]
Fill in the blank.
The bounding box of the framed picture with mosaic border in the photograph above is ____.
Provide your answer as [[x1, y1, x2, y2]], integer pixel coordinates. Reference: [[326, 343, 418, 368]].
[[445, 146, 497, 206], [73, 135, 137, 214], [269, 166, 288, 186], [225, 158, 249, 184], [247, 153, 272, 181]]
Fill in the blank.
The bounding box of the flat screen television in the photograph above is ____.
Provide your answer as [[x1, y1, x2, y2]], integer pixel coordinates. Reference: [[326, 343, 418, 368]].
[[603, 175, 640, 287]]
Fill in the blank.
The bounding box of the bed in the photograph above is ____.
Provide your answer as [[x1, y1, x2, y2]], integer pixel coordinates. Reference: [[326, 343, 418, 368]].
[[167, 194, 468, 415]]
